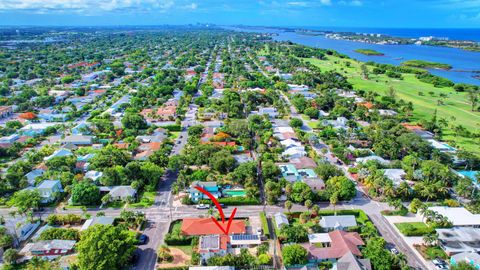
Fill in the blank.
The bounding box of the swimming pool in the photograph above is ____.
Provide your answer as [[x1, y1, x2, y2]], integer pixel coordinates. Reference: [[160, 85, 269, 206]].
[[458, 171, 479, 182], [223, 189, 247, 197]]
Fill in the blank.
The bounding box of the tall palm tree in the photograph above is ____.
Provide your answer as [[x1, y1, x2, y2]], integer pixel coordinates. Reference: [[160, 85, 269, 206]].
[[330, 192, 339, 216]]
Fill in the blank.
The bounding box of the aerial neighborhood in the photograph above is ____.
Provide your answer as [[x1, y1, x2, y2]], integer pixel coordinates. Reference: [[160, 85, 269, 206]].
[[0, 25, 478, 270]]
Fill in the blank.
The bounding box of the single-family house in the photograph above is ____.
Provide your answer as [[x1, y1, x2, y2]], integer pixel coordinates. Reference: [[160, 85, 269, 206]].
[[36, 180, 63, 203], [437, 227, 480, 255], [108, 186, 137, 201], [383, 169, 407, 187], [189, 181, 220, 202], [322, 117, 348, 130], [428, 207, 480, 227], [84, 170, 103, 182], [0, 106, 13, 118], [252, 107, 279, 119], [62, 135, 93, 146], [355, 155, 390, 165], [199, 235, 229, 261], [21, 123, 59, 137], [337, 252, 372, 270], [44, 148, 73, 161], [301, 230, 365, 262], [181, 218, 246, 236], [274, 213, 289, 229], [26, 240, 76, 257], [282, 146, 307, 159], [81, 216, 115, 231], [24, 169, 45, 186], [0, 134, 20, 145], [71, 123, 91, 135], [320, 216, 358, 231], [428, 139, 456, 153]]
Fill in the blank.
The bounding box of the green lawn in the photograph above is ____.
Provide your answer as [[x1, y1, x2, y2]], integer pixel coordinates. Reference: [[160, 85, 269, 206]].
[[394, 222, 435, 236], [130, 192, 156, 208], [304, 56, 480, 155], [169, 131, 180, 140]]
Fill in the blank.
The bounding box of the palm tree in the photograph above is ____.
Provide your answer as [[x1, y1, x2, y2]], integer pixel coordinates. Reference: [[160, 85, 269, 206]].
[[285, 201, 292, 213], [423, 233, 438, 247], [396, 182, 411, 199], [395, 253, 408, 268], [330, 192, 339, 216]]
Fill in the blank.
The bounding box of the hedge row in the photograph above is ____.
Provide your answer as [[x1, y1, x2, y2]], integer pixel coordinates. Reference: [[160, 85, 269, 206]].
[[163, 124, 182, 132], [198, 197, 260, 206], [259, 212, 270, 238]]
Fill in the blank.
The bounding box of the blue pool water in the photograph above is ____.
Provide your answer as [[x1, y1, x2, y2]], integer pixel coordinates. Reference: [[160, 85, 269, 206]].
[[458, 171, 479, 182]]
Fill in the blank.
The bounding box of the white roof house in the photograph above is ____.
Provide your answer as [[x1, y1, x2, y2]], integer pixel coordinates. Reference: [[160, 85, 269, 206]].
[[437, 227, 480, 255], [356, 155, 390, 165], [274, 126, 295, 133], [428, 139, 457, 153], [428, 207, 480, 227], [280, 139, 302, 148], [44, 148, 73, 161], [308, 233, 332, 244], [322, 117, 348, 130], [320, 215, 358, 231], [282, 146, 307, 159], [85, 171, 103, 182], [383, 169, 406, 186], [25, 169, 45, 186], [274, 213, 289, 228]]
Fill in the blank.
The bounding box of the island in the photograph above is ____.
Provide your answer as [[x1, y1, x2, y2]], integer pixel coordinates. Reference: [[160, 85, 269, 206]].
[[401, 60, 452, 70], [354, 49, 385, 56]]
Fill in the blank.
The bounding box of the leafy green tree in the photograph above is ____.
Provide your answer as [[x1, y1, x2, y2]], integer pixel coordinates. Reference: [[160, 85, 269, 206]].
[[282, 244, 307, 266], [289, 182, 314, 204], [326, 176, 356, 201], [121, 113, 147, 130], [289, 118, 303, 128], [10, 189, 40, 214], [209, 149, 236, 173], [363, 237, 394, 270], [39, 228, 80, 241], [70, 181, 101, 206], [77, 225, 137, 270], [3, 248, 18, 265], [304, 107, 319, 119], [279, 225, 308, 243], [265, 181, 281, 205]]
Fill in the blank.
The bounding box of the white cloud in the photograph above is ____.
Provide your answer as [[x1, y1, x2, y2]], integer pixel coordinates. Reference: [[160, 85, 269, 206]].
[[182, 2, 197, 9], [0, 0, 176, 12], [287, 2, 308, 7], [320, 0, 332, 6]]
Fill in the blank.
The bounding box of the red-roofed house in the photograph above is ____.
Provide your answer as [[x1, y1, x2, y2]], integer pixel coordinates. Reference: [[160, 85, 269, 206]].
[[301, 230, 365, 262], [181, 218, 246, 236], [156, 106, 177, 121]]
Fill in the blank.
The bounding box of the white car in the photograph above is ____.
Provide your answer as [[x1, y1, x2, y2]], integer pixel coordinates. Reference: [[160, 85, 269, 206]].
[[196, 204, 210, 210]]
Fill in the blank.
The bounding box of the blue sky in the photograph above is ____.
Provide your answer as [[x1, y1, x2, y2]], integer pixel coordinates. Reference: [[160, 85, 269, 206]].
[[0, 0, 479, 28]]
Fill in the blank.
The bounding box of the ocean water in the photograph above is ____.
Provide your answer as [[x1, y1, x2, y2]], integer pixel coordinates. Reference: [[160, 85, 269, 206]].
[[301, 27, 480, 42], [226, 26, 480, 85]]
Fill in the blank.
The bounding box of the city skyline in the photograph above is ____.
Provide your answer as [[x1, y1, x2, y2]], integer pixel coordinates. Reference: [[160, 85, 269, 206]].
[[1, 0, 480, 28]]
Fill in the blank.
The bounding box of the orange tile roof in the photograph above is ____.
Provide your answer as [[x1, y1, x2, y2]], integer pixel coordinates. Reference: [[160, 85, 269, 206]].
[[401, 123, 423, 130], [212, 141, 236, 147], [357, 102, 374, 109], [181, 218, 246, 236], [19, 112, 37, 120], [302, 230, 364, 260]]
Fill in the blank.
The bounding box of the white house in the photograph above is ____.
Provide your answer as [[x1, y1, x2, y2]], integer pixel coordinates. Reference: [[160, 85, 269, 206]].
[[44, 149, 73, 161], [36, 180, 63, 203], [428, 207, 480, 227]]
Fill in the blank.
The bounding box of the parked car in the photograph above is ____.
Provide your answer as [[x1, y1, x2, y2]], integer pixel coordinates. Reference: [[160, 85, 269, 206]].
[[390, 247, 399, 255], [196, 204, 210, 209], [138, 234, 148, 245]]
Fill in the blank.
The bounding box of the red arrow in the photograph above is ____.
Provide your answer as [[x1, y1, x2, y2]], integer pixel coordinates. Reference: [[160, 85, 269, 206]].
[[194, 186, 238, 235]]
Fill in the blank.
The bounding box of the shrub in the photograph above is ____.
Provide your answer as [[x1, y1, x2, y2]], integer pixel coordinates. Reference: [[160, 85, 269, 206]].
[[163, 125, 182, 132], [259, 212, 270, 238]]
